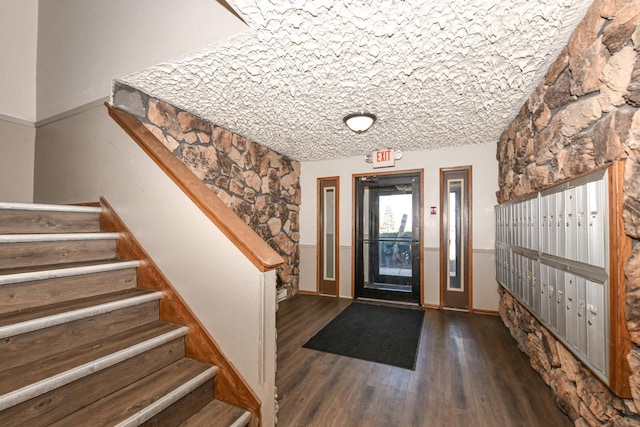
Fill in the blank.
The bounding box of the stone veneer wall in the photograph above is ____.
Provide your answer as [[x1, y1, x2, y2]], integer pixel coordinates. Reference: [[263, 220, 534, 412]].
[[112, 83, 301, 298], [496, 0, 640, 425]]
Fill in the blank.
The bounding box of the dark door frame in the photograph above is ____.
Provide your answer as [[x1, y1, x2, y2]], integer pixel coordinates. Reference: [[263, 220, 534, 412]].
[[352, 169, 424, 305], [439, 165, 473, 310]]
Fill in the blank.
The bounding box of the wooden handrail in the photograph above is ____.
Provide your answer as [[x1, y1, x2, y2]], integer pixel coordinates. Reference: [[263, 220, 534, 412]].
[[106, 103, 284, 272]]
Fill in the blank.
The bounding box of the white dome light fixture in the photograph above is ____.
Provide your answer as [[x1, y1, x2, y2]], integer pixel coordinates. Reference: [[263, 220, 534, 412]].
[[343, 112, 376, 133]]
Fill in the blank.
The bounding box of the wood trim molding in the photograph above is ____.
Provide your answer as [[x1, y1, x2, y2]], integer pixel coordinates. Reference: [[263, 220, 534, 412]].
[[99, 197, 262, 425], [608, 160, 632, 397], [351, 176, 357, 299], [317, 177, 340, 297], [473, 309, 499, 316], [468, 166, 474, 311], [439, 165, 473, 311], [106, 103, 283, 273]]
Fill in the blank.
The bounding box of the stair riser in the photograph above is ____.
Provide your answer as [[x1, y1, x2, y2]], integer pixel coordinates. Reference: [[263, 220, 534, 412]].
[[0, 240, 118, 269], [142, 380, 215, 426], [0, 338, 186, 427], [0, 268, 137, 314], [0, 210, 101, 234], [0, 301, 159, 371]]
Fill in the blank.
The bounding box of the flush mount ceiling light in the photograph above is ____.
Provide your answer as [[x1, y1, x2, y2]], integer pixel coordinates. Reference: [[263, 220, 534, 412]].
[[343, 112, 377, 133]]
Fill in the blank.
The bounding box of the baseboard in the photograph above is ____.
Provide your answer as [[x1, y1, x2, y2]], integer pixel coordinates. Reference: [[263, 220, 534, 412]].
[[297, 290, 319, 295], [71, 201, 101, 207], [423, 303, 440, 310], [473, 308, 499, 316]]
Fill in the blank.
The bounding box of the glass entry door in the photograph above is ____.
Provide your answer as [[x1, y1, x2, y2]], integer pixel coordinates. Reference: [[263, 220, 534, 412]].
[[354, 171, 421, 303]]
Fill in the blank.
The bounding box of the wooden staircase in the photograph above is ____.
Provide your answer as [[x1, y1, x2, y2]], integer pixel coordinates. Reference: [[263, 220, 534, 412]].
[[0, 201, 252, 426]]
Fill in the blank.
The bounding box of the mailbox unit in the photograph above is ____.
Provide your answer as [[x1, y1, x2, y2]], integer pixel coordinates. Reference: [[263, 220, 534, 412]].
[[495, 162, 631, 398]]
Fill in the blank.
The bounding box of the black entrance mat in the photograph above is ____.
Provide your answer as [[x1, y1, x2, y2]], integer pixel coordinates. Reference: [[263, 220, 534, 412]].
[[302, 302, 424, 370]]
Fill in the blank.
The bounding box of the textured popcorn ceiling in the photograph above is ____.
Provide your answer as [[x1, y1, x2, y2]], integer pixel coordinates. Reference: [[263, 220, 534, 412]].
[[119, 0, 593, 162]]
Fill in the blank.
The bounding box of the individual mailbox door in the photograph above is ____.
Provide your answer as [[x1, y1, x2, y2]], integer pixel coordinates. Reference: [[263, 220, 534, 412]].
[[498, 247, 504, 288], [519, 202, 526, 248], [521, 254, 528, 302], [498, 205, 504, 243], [496, 247, 502, 286], [577, 277, 588, 354], [526, 256, 532, 305], [586, 280, 606, 373], [548, 265, 558, 330], [517, 254, 525, 301], [502, 248, 509, 290], [508, 204, 514, 246], [548, 194, 557, 256], [504, 249, 510, 289], [507, 205, 512, 244], [495, 206, 500, 244], [540, 264, 550, 323], [499, 205, 506, 244], [502, 248, 508, 287], [514, 203, 521, 247], [495, 246, 501, 285], [511, 252, 518, 296], [556, 269, 566, 338], [565, 273, 578, 348], [507, 250, 516, 294], [532, 259, 541, 315], [530, 196, 539, 251], [541, 194, 549, 254], [556, 191, 566, 259], [565, 187, 578, 261], [587, 179, 606, 268], [523, 200, 531, 249], [519, 255, 525, 304], [576, 184, 588, 264]]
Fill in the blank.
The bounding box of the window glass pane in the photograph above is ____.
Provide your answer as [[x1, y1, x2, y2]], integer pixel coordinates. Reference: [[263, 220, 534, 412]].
[[323, 188, 335, 280]]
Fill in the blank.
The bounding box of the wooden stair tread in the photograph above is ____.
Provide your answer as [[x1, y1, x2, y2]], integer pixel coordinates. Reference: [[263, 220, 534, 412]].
[[181, 399, 250, 427], [0, 204, 102, 235], [0, 238, 119, 270], [0, 288, 161, 332], [49, 358, 217, 426], [0, 320, 185, 396], [0, 259, 136, 278]]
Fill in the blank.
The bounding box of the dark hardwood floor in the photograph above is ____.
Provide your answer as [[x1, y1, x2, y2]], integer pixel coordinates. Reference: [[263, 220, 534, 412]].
[[276, 295, 572, 427]]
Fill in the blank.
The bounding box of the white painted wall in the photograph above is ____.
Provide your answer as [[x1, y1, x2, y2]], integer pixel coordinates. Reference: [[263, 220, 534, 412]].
[[299, 143, 500, 311], [0, 0, 37, 121], [34, 104, 277, 424], [0, 119, 35, 202], [36, 0, 247, 120]]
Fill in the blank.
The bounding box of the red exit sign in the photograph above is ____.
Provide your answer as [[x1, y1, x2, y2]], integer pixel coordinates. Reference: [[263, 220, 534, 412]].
[[372, 149, 395, 168]]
